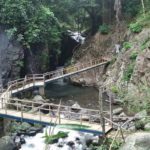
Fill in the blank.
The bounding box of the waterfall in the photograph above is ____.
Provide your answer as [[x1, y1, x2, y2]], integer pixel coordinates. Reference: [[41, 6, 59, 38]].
[[20, 126, 98, 150], [67, 30, 85, 44]]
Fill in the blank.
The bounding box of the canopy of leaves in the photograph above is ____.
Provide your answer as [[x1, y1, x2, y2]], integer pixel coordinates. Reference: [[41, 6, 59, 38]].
[[0, 0, 61, 49]]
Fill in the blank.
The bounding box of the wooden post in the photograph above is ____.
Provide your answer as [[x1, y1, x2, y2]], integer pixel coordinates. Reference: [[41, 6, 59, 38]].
[[58, 104, 61, 124], [120, 126, 125, 142], [33, 74, 35, 86], [1, 98, 3, 109], [5, 100, 7, 114], [99, 87, 105, 136], [109, 91, 113, 127], [21, 104, 23, 122], [80, 113, 82, 125], [17, 100, 19, 111], [39, 109, 42, 121]]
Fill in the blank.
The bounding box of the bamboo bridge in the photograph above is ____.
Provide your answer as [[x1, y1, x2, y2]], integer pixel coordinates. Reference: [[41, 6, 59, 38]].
[[0, 57, 113, 135]]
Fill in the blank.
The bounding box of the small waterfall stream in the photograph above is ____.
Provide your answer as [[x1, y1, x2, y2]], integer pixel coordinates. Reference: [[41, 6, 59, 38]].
[[20, 127, 98, 150]]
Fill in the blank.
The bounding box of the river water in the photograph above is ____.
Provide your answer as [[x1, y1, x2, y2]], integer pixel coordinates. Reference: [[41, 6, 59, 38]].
[[45, 79, 109, 110]]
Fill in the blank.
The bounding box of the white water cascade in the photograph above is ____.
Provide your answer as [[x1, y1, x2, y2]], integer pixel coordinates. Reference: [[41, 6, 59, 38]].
[[20, 127, 99, 150], [67, 30, 85, 44]]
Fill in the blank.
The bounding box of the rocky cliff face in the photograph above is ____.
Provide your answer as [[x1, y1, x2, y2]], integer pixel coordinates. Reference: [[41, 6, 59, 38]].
[[0, 27, 24, 88], [72, 25, 150, 100], [71, 24, 126, 86], [104, 28, 150, 94]]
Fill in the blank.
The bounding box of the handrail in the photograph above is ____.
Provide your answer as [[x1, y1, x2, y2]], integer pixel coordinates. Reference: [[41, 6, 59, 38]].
[[5, 57, 110, 94], [0, 97, 110, 125]]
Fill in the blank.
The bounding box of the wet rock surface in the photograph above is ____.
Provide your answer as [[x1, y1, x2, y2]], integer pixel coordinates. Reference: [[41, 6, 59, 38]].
[[0, 136, 18, 150], [120, 132, 150, 150], [0, 27, 23, 87]]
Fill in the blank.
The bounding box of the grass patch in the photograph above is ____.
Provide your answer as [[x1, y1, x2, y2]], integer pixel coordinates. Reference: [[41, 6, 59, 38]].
[[129, 23, 142, 33], [129, 51, 138, 60]]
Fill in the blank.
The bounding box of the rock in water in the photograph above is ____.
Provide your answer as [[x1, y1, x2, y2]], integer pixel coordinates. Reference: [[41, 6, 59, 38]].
[[32, 95, 45, 103], [0, 136, 17, 150], [71, 102, 81, 112], [120, 132, 150, 150]]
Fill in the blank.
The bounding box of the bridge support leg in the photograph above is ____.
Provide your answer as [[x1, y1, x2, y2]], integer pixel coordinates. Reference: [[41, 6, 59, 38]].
[[39, 86, 45, 96]]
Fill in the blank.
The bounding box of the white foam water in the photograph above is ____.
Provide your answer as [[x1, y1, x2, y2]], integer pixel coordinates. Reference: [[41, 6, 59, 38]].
[[20, 126, 97, 150]]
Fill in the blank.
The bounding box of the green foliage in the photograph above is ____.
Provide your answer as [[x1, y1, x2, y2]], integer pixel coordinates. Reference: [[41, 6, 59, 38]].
[[122, 0, 141, 18], [123, 86, 150, 113], [129, 23, 142, 33], [135, 120, 145, 130], [16, 60, 24, 68], [141, 36, 150, 51], [92, 138, 122, 150], [123, 42, 132, 50], [123, 63, 135, 82], [0, 0, 61, 49], [136, 11, 150, 27], [43, 131, 68, 144], [39, 51, 49, 72], [99, 24, 110, 35], [6, 27, 17, 39], [111, 86, 119, 94], [129, 51, 138, 60]]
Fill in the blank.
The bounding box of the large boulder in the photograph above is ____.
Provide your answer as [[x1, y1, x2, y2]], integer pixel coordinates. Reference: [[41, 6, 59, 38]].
[[144, 123, 150, 131], [32, 95, 45, 107], [113, 107, 123, 115], [71, 102, 81, 112], [32, 95, 45, 103], [0, 136, 17, 150], [120, 132, 150, 150]]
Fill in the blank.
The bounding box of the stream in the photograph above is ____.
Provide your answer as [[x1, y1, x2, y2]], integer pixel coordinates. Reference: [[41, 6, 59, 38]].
[[45, 79, 110, 110], [20, 127, 99, 150]]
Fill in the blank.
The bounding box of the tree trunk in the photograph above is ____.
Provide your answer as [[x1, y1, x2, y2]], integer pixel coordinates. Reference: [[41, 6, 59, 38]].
[[141, 0, 145, 17]]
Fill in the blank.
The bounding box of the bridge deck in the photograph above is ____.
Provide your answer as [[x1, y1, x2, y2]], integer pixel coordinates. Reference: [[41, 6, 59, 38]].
[[0, 98, 112, 135], [6, 58, 109, 95], [0, 57, 112, 134], [0, 109, 111, 135]]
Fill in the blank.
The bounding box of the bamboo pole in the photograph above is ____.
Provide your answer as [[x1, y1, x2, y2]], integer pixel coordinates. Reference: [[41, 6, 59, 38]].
[[50, 100, 62, 135], [109, 127, 120, 150], [99, 87, 105, 136], [109, 91, 113, 127]]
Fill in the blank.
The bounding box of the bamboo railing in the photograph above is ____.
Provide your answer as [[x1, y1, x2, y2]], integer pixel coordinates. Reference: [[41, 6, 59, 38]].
[[0, 98, 111, 126], [5, 57, 110, 94]]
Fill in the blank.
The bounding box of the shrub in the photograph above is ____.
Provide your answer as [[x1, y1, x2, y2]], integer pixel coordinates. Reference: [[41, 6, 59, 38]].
[[135, 120, 145, 130], [99, 24, 110, 34], [129, 23, 142, 33], [123, 42, 132, 50], [123, 63, 134, 82], [129, 51, 138, 60], [141, 36, 150, 51], [111, 86, 119, 94]]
